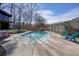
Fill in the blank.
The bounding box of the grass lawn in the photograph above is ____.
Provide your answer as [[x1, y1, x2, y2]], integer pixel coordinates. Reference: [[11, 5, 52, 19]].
[[5, 29, 29, 34]]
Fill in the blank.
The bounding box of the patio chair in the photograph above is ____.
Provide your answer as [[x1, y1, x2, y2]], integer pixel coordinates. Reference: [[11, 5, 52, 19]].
[[63, 31, 79, 42], [62, 31, 69, 39], [67, 32, 79, 41]]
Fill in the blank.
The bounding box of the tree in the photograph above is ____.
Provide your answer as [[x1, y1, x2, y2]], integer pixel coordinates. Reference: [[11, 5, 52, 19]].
[[35, 14, 46, 30], [26, 3, 39, 29], [0, 3, 39, 30]]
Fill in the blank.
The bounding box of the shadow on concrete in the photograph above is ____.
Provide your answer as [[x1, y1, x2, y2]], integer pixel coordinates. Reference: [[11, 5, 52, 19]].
[[5, 42, 17, 55], [36, 39, 60, 56], [70, 41, 79, 44], [0, 40, 11, 45], [0, 45, 7, 56], [0, 39, 18, 56]]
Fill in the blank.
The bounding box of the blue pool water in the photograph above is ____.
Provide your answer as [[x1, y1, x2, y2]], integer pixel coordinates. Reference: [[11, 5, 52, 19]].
[[21, 31, 48, 44], [22, 31, 47, 39]]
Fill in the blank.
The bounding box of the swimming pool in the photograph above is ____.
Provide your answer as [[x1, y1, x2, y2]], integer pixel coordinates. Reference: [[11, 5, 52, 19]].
[[20, 31, 48, 44]]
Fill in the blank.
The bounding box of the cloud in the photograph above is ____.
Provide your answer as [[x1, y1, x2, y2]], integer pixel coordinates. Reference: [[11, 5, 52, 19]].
[[36, 7, 79, 24], [61, 7, 79, 20], [36, 10, 54, 16]]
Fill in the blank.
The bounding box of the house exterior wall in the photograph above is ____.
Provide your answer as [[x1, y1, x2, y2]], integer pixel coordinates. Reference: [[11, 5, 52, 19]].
[[0, 9, 12, 30], [0, 21, 9, 30]]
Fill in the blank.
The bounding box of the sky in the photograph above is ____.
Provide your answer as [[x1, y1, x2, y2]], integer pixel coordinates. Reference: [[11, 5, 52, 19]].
[[3, 3, 79, 24], [37, 3, 79, 24]]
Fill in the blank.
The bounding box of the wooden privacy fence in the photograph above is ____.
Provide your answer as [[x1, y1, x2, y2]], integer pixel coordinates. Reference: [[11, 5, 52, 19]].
[[49, 23, 65, 34], [49, 18, 79, 36]]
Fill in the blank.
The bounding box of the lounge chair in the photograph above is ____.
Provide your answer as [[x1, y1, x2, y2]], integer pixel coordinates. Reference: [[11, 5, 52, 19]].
[[63, 31, 79, 42]]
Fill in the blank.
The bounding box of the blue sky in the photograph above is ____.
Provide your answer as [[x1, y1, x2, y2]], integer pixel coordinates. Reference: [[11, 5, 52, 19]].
[[3, 3, 79, 24], [37, 3, 79, 24], [39, 3, 79, 15]]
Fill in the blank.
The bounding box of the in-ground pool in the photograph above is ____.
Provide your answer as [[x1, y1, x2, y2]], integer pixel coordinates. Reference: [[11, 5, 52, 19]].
[[20, 31, 49, 44]]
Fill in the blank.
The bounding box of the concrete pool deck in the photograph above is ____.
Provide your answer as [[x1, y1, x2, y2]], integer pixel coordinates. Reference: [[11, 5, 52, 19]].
[[2, 31, 79, 56]]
